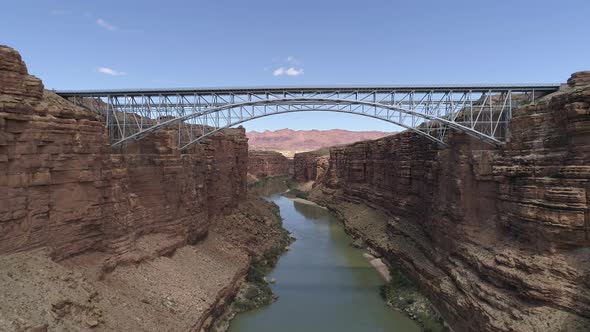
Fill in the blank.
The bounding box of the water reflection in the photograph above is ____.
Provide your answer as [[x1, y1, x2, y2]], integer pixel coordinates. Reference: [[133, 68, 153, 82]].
[[249, 177, 290, 197]]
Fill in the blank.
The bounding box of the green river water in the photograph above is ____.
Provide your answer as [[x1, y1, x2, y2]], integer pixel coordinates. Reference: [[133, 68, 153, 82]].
[[229, 187, 421, 332]]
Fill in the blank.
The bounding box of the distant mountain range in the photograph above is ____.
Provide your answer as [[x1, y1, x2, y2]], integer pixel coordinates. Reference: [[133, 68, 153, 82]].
[[247, 129, 394, 157]]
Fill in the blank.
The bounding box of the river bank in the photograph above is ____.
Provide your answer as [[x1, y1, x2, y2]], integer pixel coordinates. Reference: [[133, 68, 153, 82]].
[[211, 178, 294, 331], [223, 177, 422, 331], [278, 177, 446, 331], [0, 195, 290, 332], [303, 187, 449, 332]]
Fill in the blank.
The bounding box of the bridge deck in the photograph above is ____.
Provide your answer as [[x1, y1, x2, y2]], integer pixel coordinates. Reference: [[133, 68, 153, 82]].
[[55, 84, 561, 97]]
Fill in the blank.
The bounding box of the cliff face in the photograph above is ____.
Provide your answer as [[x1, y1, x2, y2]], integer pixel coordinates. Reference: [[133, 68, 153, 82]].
[[248, 150, 292, 178], [310, 74, 590, 331], [293, 150, 329, 182], [0, 46, 292, 332], [0, 46, 248, 266]]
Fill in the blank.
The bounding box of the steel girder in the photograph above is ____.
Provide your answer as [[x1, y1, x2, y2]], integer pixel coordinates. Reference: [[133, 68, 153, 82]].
[[56, 85, 559, 150]]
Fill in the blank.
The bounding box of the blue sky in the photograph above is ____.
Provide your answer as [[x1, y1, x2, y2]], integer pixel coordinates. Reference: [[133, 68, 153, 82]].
[[2, 0, 588, 132]]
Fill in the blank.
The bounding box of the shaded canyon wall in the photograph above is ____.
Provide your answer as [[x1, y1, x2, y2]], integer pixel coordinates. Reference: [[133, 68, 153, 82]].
[[247, 150, 292, 178], [0, 45, 248, 268], [309, 74, 590, 331], [293, 150, 329, 183]]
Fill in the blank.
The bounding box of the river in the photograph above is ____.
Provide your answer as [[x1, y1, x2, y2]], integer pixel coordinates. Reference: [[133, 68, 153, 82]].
[[229, 186, 421, 332]]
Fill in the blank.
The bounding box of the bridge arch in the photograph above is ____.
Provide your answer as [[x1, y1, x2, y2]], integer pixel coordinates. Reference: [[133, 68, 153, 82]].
[[58, 84, 558, 150], [107, 97, 502, 150]]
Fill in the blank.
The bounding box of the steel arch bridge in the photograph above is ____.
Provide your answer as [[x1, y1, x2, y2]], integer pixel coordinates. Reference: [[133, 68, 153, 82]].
[[56, 84, 559, 150]]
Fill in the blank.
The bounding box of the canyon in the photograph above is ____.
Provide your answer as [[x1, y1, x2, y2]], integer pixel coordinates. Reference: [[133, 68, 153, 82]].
[[292, 149, 329, 183], [295, 74, 590, 331], [1, 42, 589, 332], [248, 132, 389, 184], [247, 150, 292, 179], [0, 46, 291, 331]]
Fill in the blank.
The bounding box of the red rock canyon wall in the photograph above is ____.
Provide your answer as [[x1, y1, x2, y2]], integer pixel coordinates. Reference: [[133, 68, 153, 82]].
[[247, 150, 292, 177], [0, 46, 248, 269], [293, 150, 329, 182], [310, 74, 590, 331]]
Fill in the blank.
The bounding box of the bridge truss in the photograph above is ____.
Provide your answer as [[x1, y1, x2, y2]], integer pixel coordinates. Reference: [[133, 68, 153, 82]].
[[57, 85, 559, 150]]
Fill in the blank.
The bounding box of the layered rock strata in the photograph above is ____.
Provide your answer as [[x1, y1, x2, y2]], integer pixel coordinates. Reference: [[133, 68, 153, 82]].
[[0, 46, 287, 331], [309, 73, 590, 332], [247, 150, 292, 178], [293, 150, 329, 183], [0, 45, 247, 263], [0, 196, 287, 332]]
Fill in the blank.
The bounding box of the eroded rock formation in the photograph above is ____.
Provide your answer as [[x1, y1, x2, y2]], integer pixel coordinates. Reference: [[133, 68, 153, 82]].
[[309, 73, 590, 331], [293, 150, 329, 183], [0, 45, 288, 331], [0, 45, 249, 263], [248, 150, 292, 178]]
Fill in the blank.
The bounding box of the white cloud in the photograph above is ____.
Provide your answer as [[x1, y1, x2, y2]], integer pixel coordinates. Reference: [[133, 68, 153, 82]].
[[273, 67, 285, 76], [286, 67, 304, 76], [273, 66, 304, 77], [271, 56, 304, 77], [98, 67, 126, 76], [96, 18, 117, 31]]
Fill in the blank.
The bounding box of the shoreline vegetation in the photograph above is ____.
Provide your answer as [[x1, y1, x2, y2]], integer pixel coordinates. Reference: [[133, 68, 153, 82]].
[[212, 236, 292, 332], [379, 270, 449, 332], [219, 176, 447, 332], [233, 201, 293, 313]]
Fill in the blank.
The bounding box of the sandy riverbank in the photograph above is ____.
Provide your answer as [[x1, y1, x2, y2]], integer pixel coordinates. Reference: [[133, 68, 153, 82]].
[[362, 252, 392, 283], [288, 197, 328, 209]]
